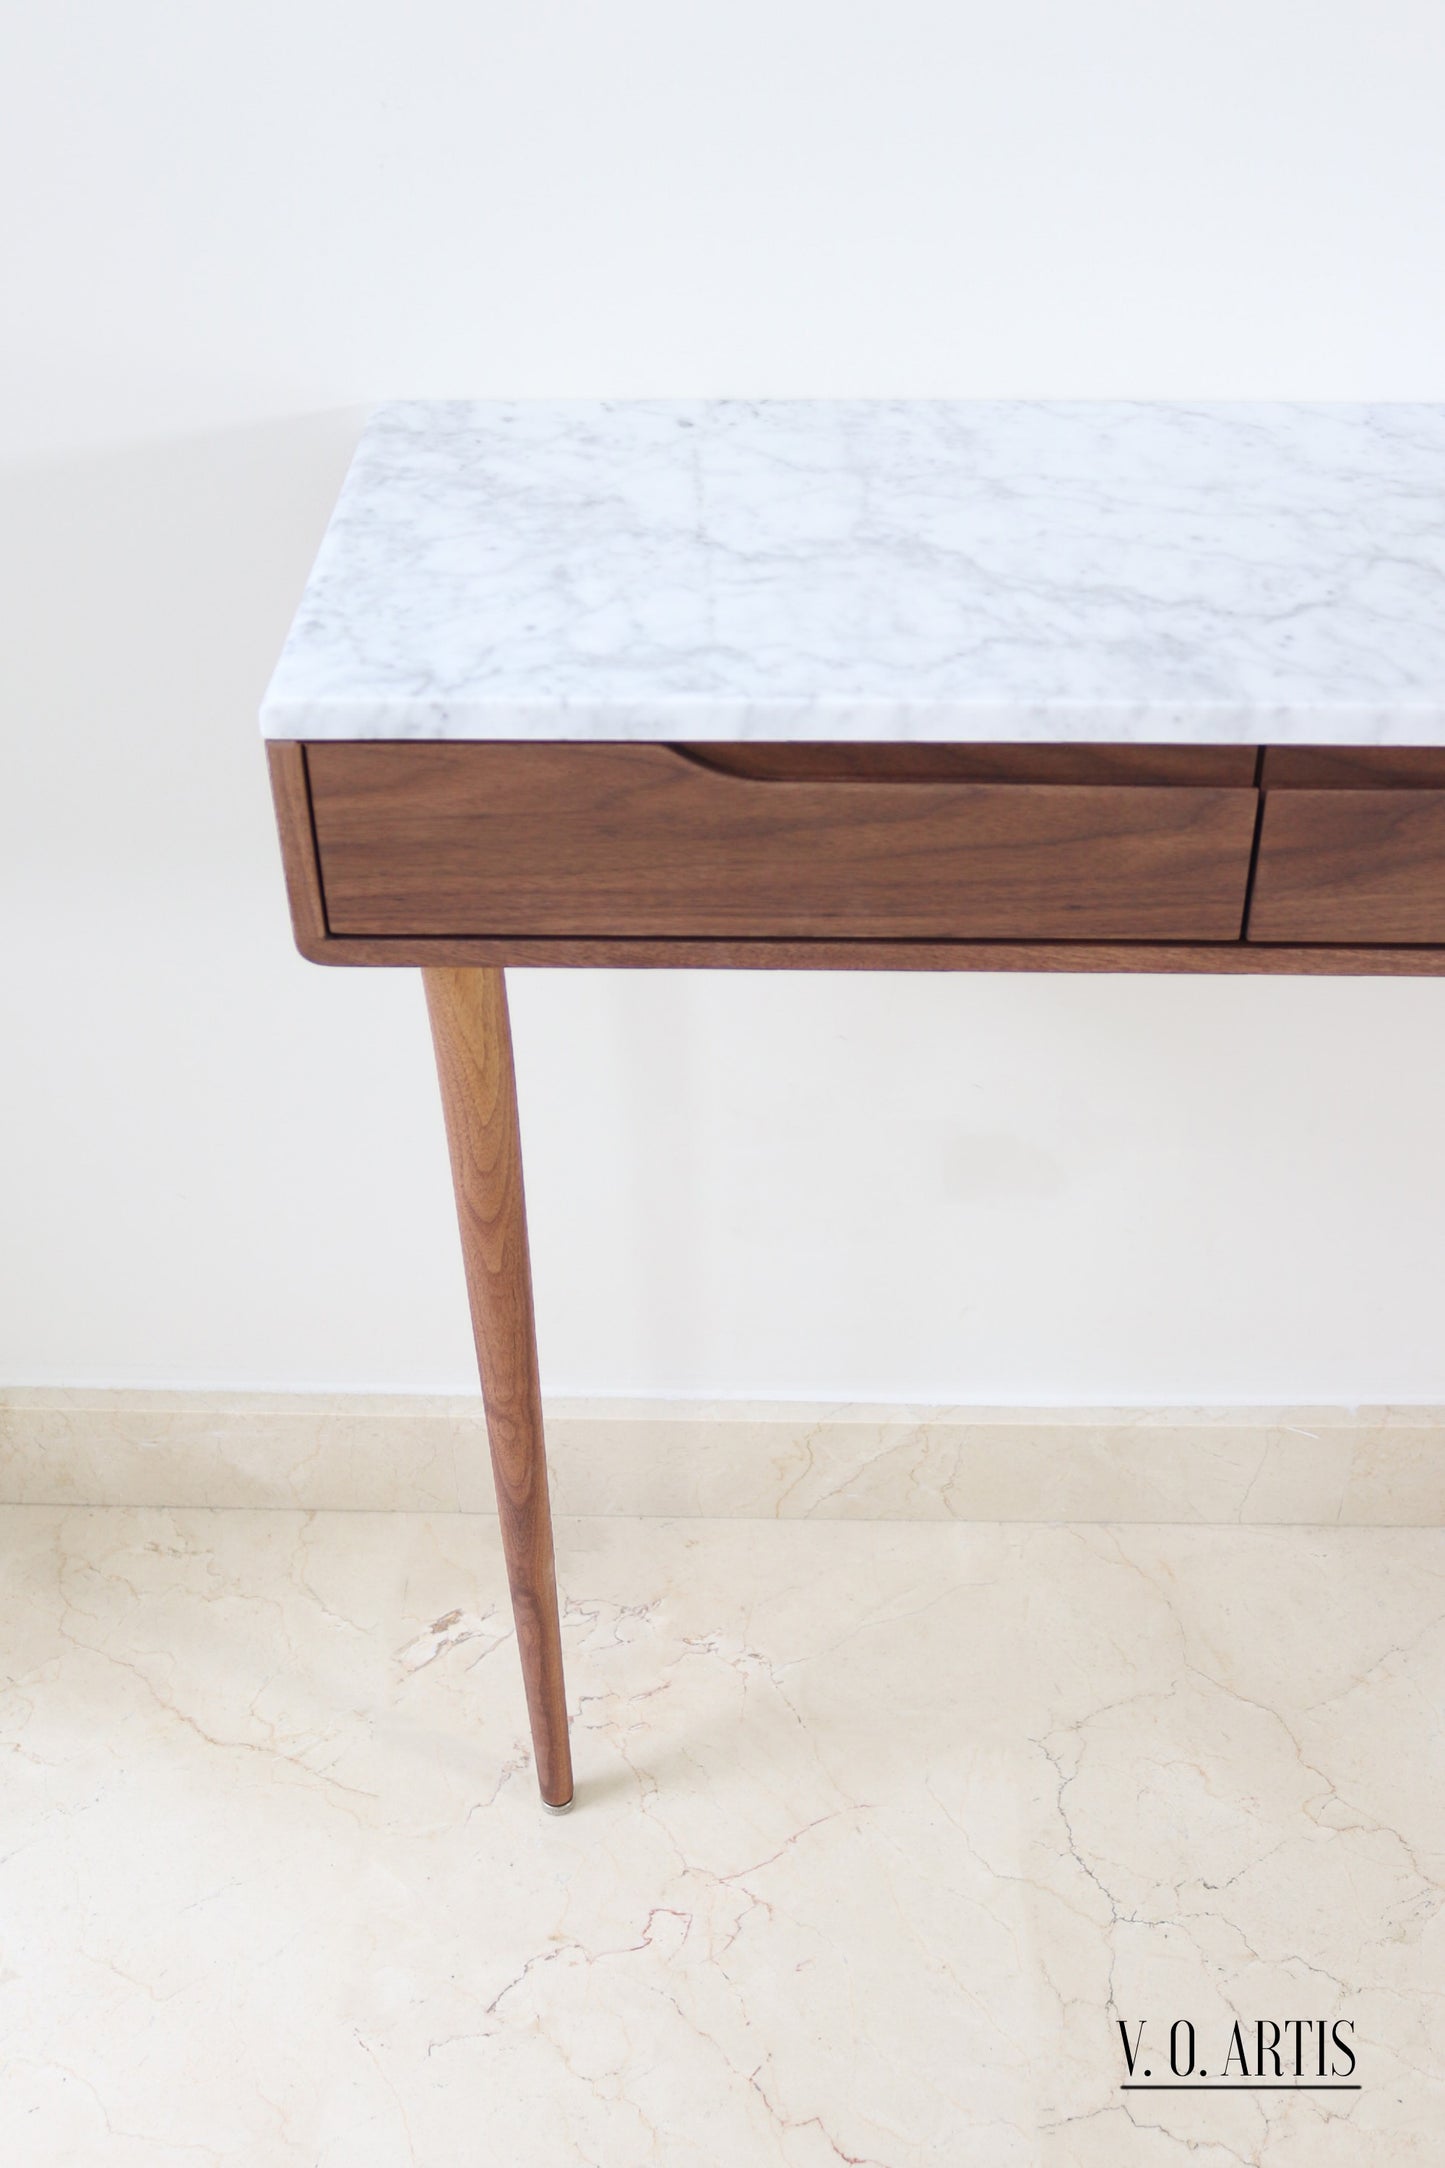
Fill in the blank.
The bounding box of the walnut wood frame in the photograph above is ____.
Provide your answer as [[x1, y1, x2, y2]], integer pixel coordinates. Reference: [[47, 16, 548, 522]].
[[269, 741, 1445, 977], [423, 966, 573, 1811], [267, 735, 1445, 1808]]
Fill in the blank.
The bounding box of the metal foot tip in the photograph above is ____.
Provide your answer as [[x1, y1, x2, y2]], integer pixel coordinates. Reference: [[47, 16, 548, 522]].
[[542, 1794, 574, 1816]]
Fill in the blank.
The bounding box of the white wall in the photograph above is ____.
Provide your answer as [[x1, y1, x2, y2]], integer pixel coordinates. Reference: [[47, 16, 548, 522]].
[[4, 0, 1445, 1399]]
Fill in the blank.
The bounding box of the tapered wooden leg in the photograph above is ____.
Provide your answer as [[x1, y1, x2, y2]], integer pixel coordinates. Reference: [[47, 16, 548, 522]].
[[423, 966, 573, 1810]]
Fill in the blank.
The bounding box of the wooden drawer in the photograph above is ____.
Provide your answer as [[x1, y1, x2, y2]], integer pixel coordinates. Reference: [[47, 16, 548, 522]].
[[1249, 750, 1445, 945], [306, 742, 1259, 942], [1259, 747, 1445, 790]]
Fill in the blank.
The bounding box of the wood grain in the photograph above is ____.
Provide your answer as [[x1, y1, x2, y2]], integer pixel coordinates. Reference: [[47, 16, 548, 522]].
[[423, 966, 572, 1810], [265, 742, 329, 957], [675, 743, 1259, 786], [1248, 789, 1445, 944], [281, 931, 1445, 974], [308, 742, 1259, 942], [1261, 746, 1445, 789], [268, 738, 1445, 971]]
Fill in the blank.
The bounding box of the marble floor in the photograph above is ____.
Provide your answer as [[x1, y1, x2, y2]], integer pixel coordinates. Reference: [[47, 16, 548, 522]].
[[1, 1506, 1442, 2165]]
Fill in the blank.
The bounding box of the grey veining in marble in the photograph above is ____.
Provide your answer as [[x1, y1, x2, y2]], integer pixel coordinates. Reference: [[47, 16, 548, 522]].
[[261, 401, 1445, 744]]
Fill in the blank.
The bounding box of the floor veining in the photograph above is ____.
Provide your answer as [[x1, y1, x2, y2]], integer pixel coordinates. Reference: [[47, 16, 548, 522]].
[[1, 1506, 1442, 2163]]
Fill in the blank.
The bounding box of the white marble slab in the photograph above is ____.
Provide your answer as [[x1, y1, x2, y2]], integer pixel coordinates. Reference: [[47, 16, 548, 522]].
[[261, 401, 1445, 745]]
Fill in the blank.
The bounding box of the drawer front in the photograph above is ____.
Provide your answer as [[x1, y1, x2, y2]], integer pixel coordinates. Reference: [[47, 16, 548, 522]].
[[1259, 747, 1445, 790], [1248, 788, 1445, 944], [670, 743, 1258, 786], [307, 743, 1258, 942]]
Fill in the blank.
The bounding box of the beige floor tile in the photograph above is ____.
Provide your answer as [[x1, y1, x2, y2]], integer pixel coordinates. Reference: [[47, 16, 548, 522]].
[[0, 1507, 1441, 2164]]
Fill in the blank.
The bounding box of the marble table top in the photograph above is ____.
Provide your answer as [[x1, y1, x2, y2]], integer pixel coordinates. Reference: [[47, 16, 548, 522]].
[[261, 401, 1445, 746]]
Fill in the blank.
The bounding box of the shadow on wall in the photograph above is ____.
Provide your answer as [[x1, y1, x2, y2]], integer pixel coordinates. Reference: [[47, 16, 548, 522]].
[[0, 411, 481, 1389], [0, 411, 362, 884]]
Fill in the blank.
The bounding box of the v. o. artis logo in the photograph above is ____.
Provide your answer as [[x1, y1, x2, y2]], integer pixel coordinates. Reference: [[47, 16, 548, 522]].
[[1117, 2017, 1358, 2092]]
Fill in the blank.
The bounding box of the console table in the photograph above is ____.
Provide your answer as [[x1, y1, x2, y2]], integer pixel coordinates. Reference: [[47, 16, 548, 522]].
[[263, 400, 1445, 1810]]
